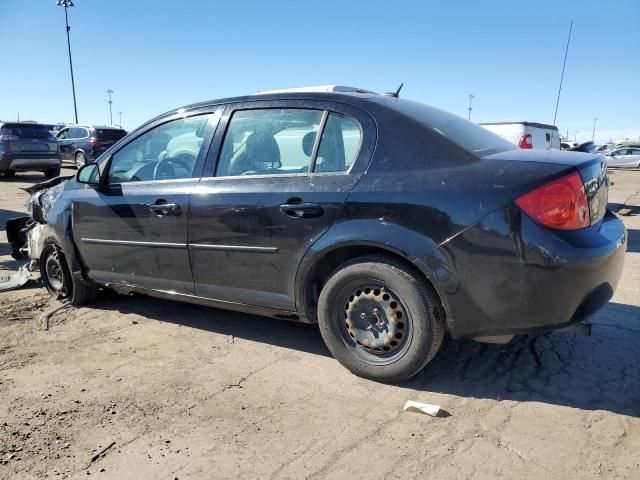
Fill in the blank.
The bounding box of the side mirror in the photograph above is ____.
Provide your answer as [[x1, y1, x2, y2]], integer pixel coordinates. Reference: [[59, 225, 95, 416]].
[[76, 163, 101, 185]]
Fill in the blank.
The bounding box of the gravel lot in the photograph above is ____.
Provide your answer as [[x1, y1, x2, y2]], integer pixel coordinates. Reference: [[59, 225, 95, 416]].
[[0, 166, 638, 479]]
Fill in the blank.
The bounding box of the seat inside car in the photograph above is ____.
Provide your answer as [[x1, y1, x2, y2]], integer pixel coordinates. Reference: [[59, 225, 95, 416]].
[[229, 132, 282, 175]]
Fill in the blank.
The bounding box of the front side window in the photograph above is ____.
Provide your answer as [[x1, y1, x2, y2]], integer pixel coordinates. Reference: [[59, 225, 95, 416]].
[[314, 113, 362, 173], [216, 109, 323, 177], [108, 114, 213, 184]]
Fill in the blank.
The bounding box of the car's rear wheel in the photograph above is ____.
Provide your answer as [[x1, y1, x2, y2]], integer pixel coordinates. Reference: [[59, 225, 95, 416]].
[[317, 256, 444, 382], [75, 152, 86, 169], [40, 244, 98, 305], [44, 167, 61, 179]]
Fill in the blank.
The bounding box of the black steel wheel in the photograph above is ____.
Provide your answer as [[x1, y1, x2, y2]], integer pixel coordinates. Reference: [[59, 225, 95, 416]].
[[318, 255, 444, 382], [40, 244, 98, 305]]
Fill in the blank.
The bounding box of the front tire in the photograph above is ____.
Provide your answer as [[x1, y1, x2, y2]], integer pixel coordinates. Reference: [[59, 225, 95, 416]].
[[40, 244, 98, 306], [317, 256, 444, 382]]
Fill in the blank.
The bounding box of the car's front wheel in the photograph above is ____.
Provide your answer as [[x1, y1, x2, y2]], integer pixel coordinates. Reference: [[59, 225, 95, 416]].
[[317, 256, 444, 382], [40, 244, 98, 305]]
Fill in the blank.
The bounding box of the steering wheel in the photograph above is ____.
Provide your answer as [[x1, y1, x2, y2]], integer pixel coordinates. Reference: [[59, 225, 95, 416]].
[[152, 153, 194, 180]]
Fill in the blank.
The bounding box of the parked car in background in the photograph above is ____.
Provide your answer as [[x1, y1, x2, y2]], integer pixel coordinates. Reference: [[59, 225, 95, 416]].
[[480, 121, 561, 150], [56, 125, 127, 168], [595, 143, 615, 154], [0, 122, 62, 178], [606, 147, 640, 168], [7, 86, 625, 381], [569, 141, 596, 153]]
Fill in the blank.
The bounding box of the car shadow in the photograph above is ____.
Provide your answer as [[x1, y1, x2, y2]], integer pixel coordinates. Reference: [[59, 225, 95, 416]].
[[609, 202, 640, 216], [0, 208, 28, 265], [625, 228, 639, 253], [89, 293, 640, 418], [0, 173, 49, 184]]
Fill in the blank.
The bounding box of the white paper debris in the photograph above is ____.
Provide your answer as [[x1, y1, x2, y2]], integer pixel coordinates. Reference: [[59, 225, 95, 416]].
[[403, 400, 441, 417]]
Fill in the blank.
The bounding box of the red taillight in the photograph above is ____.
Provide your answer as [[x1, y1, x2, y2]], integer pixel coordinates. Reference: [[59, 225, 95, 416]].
[[515, 171, 590, 230], [88, 137, 97, 147], [519, 134, 533, 149]]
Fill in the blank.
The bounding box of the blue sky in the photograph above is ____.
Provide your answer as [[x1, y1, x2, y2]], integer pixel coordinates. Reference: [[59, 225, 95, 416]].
[[1, 0, 638, 143]]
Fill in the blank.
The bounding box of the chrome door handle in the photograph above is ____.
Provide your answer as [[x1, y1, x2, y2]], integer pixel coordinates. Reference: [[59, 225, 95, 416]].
[[146, 203, 180, 215], [279, 202, 323, 218]]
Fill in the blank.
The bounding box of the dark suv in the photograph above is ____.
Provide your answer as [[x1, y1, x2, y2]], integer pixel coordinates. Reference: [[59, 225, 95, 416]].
[[0, 122, 62, 178], [6, 87, 625, 382], [56, 125, 127, 168]]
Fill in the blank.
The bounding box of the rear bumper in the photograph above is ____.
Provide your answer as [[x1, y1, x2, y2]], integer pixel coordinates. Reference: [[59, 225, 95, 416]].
[[0, 153, 62, 172], [415, 206, 626, 339]]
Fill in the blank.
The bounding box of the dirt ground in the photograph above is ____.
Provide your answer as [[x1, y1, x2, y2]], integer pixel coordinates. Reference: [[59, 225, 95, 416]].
[[0, 166, 638, 480]]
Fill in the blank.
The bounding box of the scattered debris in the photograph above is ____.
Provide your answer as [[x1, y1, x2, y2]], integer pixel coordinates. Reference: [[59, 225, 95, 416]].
[[86, 441, 116, 468], [0, 264, 32, 292], [38, 302, 71, 330], [403, 400, 443, 417]]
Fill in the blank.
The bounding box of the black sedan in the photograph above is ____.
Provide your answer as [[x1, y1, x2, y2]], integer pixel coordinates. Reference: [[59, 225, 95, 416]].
[[6, 86, 626, 381]]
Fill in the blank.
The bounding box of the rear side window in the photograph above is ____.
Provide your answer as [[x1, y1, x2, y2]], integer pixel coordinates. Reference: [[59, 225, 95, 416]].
[[0, 124, 51, 139], [97, 129, 127, 141], [314, 113, 361, 173], [216, 109, 323, 177]]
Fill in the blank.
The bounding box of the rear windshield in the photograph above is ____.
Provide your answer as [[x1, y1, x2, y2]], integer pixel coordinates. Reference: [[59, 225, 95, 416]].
[[0, 124, 52, 139], [96, 129, 127, 141], [385, 99, 515, 156]]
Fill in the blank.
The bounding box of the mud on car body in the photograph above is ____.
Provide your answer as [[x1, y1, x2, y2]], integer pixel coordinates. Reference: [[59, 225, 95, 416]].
[[6, 86, 627, 382]]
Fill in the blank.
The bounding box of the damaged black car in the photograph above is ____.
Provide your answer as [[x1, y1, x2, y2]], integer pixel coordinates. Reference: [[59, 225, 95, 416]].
[[6, 86, 626, 381]]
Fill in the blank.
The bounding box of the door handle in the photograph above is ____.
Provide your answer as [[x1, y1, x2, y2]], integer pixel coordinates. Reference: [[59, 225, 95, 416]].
[[279, 201, 323, 218], [145, 202, 180, 215]]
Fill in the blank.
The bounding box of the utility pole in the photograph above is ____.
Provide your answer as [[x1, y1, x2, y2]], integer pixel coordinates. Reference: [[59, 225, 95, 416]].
[[118, 111, 122, 128], [468, 94, 474, 121], [107, 90, 114, 125], [592, 118, 598, 142], [56, 0, 78, 123], [553, 20, 573, 125]]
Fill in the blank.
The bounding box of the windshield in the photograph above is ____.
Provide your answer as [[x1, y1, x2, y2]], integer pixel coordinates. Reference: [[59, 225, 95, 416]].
[[383, 99, 515, 156]]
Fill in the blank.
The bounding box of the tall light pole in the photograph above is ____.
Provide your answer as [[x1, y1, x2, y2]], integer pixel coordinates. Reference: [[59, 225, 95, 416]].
[[553, 20, 573, 125], [468, 94, 474, 121], [118, 111, 122, 128], [107, 90, 114, 125], [56, 0, 78, 124], [592, 118, 598, 142]]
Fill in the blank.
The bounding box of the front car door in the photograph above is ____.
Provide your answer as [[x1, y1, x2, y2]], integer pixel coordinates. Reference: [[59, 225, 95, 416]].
[[607, 148, 631, 167], [71, 109, 220, 294], [56, 127, 73, 161], [188, 100, 375, 311]]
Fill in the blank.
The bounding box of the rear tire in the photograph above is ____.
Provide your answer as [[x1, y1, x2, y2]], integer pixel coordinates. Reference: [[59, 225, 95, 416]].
[[40, 244, 98, 306], [75, 152, 86, 169], [317, 255, 445, 382], [44, 167, 61, 179]]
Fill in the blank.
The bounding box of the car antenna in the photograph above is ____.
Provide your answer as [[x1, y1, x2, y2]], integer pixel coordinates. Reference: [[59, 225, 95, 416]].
[[383, 83, 404, 98]]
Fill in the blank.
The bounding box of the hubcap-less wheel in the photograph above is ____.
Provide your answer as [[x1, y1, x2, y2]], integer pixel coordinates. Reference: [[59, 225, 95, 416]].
[[340, 284, 412, 365], [75, 152, 86, 169], [43, 248, 68, 298]]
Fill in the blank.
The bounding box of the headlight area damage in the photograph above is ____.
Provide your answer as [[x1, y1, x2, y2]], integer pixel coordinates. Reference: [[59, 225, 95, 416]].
[[3, 176, 74, 293]]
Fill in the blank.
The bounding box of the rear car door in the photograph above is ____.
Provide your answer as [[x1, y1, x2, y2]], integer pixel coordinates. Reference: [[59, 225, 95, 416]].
[[71, 110, 220, 294], [188, 100, 375, 310]]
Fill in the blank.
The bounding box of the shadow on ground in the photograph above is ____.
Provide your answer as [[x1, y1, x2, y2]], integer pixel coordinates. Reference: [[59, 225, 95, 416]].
[[626, 229, 639, 254], [89, 292, 640, 418]]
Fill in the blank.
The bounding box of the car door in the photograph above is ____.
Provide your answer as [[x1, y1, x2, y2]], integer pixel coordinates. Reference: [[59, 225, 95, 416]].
[[188, 101, 375, 310], [56, 127, 73, 161], [627, 148, 640, 167], [607, 148, 630, 167], [71, 109, 221, 294]]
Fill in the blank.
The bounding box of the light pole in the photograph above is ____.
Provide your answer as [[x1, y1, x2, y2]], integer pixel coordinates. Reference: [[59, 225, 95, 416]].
[[107, 90, 114, 125], [468, 94, 474, 121], [56, 0, 78, 124], [118, 111, 122, 128], [591, 118, 598, 142]]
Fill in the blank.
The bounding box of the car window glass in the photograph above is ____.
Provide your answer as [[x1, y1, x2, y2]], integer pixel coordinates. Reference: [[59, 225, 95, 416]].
[[216, 108, 323, 177], [108, 114, 213, 184], [630, 149, 640, 155], [57, 128, 68, 139], [314, 113, 362, 173]]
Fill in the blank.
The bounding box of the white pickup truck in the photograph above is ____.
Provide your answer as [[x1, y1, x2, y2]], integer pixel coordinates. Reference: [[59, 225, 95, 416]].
[[479, 122, 561, 150]]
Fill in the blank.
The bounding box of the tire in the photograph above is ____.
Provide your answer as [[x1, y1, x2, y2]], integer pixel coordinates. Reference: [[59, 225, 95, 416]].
[[44, 166, 61, 179], [75, 151, 86, 169], [317, 255, 445, 382], [40, 244, 98, 306]]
